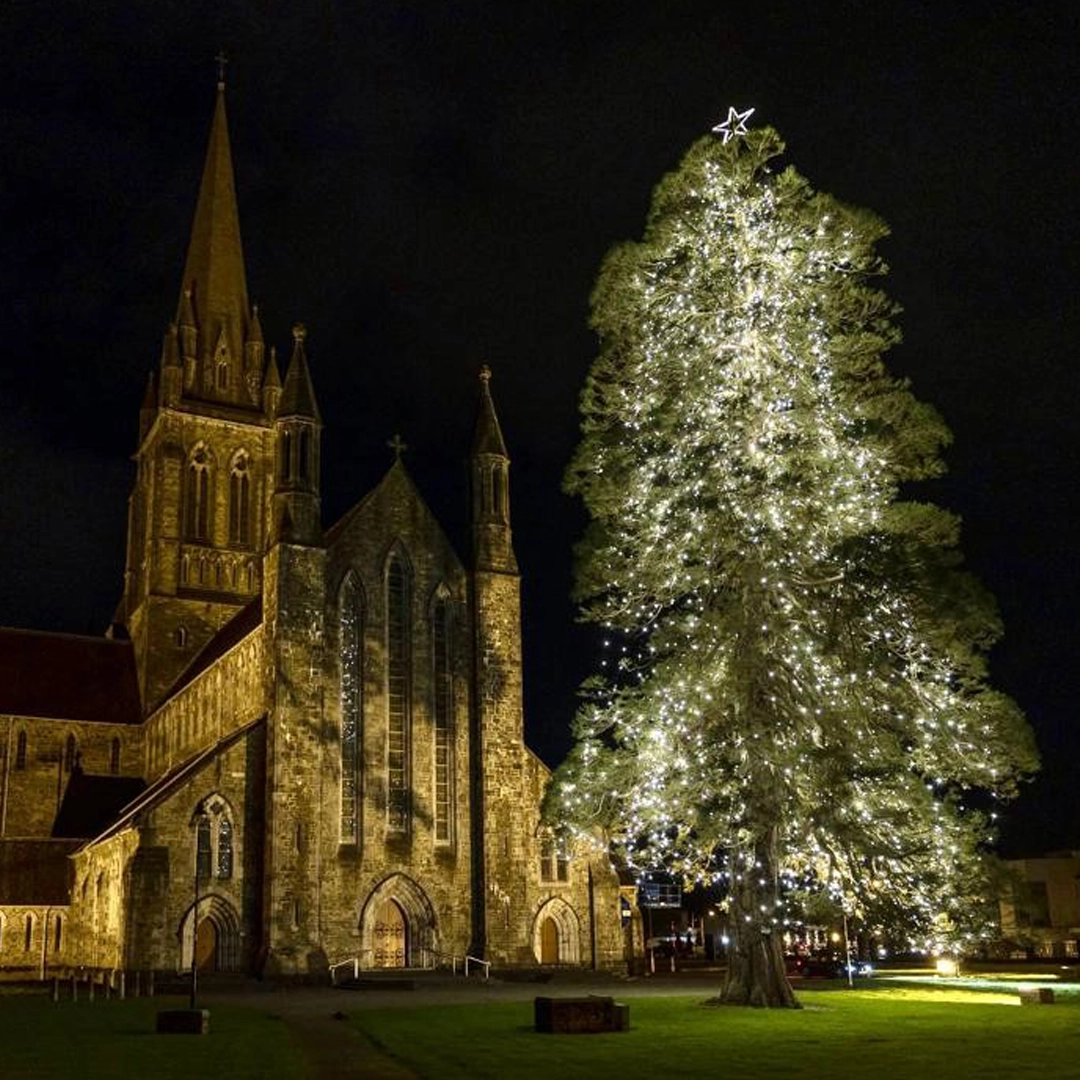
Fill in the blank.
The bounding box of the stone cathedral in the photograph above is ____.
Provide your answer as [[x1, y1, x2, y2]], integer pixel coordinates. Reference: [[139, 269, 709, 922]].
[[0, 83, 629, 978]]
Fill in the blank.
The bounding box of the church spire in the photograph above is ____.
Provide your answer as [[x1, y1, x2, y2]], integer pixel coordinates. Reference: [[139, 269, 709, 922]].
[[175, 77, 250, 394], [469, 365, 516, 573]]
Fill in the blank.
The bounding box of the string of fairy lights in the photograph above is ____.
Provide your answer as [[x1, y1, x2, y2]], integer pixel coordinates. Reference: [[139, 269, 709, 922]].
[[549, 111, 1035, 955]]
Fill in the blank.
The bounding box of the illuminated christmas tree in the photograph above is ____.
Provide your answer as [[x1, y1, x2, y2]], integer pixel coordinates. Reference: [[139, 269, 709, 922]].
[[548, 114, 1037, 1007]]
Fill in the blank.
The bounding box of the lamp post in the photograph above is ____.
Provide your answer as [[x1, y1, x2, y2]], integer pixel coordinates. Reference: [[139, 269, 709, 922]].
[[190, 807, 209, 1009]]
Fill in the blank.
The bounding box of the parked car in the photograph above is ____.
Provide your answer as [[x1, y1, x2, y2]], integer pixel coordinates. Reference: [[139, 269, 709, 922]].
[[786, 953, 873, 978]]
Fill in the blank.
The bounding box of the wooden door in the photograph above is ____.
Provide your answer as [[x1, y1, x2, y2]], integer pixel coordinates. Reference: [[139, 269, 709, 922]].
[[540, 917, 559, 965], [195, 916, 217, 971], [373, 899, 407, 968]]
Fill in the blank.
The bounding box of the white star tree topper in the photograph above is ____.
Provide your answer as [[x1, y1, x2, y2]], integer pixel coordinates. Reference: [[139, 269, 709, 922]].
[[712, 105, 755, 143]]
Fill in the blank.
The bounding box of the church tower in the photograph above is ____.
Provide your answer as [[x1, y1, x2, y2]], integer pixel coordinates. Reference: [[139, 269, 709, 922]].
[[121, 77, 279, 709], [468, 367, 528, 961]]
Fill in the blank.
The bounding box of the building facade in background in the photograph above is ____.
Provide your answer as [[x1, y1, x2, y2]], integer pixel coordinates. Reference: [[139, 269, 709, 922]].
[[0, 82, 628, 979]]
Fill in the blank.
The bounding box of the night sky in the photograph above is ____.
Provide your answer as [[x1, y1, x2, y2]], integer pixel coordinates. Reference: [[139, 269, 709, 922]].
[[1, 3, 1076, 856]]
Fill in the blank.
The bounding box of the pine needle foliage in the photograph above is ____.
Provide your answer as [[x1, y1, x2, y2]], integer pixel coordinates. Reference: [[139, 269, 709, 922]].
[[548, 126, 1037, 1006]]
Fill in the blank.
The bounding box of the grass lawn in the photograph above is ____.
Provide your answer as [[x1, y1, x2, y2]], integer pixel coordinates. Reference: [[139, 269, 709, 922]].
[[0, 994, 309, 1080], [350, 987, 1080, 1080]]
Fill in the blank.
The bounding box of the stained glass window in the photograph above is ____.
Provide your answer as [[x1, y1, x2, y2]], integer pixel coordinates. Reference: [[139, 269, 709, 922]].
[[386, 555, 410, 831], [432, 595, 453, 842], [196, 817, 212, 880], [339, 573, 363, 844], [217, 817, 233, 879]]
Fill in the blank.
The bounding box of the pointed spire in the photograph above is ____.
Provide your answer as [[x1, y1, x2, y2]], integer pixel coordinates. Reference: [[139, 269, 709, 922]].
[[176, 79, 249, 364], [139, 371, 158, 443], [160, 322, 181, 368], [279, 323, 321, 421], [248, 303, 264, 344], [471, 364, 508, 457], [264, 345, 281, 390]]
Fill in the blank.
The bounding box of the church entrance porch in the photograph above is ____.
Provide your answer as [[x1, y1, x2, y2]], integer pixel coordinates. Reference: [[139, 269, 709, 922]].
[[359, 874, 436, 970], [532, 897, 582, 966]]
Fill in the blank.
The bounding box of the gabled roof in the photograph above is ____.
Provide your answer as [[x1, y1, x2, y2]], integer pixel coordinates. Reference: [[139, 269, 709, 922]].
[[52, 768, 148, 840], [0, 628, 141, 725], [79, 716, 264, 851]]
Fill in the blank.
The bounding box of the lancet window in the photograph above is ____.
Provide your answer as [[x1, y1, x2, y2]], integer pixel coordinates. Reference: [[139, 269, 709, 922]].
[[386, 552, 411, 831], [339, 573, 363, 844], [186, 446, 213, 542], [228, 452, 251, 546], [432, 592, 453, 843]]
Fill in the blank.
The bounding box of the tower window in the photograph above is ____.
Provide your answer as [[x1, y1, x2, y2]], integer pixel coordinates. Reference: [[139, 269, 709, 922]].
[[540, 833, 570, 882], [15, 730, 27, 770], [299, 428, 312, 482], [196, 816, 212, 880], [280, 430, 293, 482], [229, 453, 251, 546], [492, 463, 507, 521], [24, 915, 33, 952], [432, 594, 453, 843], [386, 553, 411, 831], [339, 573, 363, 844], [186, 447, 213, 542], [215, 335, 230, 391]]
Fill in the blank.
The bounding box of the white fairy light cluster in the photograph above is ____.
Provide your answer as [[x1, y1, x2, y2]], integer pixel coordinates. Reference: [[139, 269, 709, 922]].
[[550, 126, 1035, 956]]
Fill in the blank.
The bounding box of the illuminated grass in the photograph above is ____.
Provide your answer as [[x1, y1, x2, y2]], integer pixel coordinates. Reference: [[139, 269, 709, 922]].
[[350, 989, 1080, 1080], [0, 995, 309, 1080]]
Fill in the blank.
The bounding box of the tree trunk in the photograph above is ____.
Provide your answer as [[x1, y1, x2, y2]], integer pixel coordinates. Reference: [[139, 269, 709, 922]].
[[718, 835, 800, 1008]]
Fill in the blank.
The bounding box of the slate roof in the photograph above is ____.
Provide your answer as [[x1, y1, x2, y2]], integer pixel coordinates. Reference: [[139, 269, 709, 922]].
[[52, 768, 148, 840], [0, 628, 141, 725]]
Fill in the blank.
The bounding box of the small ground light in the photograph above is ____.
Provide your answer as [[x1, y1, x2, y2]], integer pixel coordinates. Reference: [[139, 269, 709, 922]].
[[935, 957, 959, 977]]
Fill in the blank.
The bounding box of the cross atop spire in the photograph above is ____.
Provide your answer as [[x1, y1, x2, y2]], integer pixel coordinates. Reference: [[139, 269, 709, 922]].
[[215, 50, 228, 90], [387, 433, 408, 460]]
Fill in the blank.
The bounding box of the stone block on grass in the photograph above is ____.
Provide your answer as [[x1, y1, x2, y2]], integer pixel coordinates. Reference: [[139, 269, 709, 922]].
[[156, 1008, 211, 1034], [1018, 987, 1055, 1005], [534, 995, 629, 1033]]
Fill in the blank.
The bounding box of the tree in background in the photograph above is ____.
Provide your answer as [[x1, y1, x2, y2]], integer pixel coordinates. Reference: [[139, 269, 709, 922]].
[[547, 117, 1037, 1007]]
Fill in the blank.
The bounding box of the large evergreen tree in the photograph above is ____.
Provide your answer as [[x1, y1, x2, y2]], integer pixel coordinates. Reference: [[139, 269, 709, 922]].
[[548, 121, 1037, 1007]]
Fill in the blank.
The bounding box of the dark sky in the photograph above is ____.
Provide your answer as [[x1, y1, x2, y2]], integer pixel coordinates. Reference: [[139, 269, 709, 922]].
[[1, 2, 1076, 856]]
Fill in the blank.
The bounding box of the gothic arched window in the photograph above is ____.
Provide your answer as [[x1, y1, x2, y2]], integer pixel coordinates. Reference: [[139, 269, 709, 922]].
[[491, 464, 505, 521], [196, 816, 212, 880], [386, 552, 411, 831], [14, 730, 27, 770], [215, 333, 230, 391], [339, 573, 363, 844], [186, 446, 213, 542], [432, 591, 453, 843], [228, 452, 251, 546], [217, 817, 233, 879]]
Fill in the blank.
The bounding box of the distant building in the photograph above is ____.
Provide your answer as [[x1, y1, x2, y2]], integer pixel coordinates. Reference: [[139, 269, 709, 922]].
[[999, 851, 1080, 959], [0, 79, 627, 979]]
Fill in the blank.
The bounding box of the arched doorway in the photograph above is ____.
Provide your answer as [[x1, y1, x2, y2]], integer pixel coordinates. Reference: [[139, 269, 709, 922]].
[[359, 874, 436, 970], [540, 916, 559, 964], [532, 897, 582, 966], [373, 898, 407, 968], [195, 917, 217, 970], [180, 895, 241, 972]]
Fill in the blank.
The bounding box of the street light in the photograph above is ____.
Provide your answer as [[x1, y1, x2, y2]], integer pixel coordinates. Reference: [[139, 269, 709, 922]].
[[189, 805, 210, 1009]]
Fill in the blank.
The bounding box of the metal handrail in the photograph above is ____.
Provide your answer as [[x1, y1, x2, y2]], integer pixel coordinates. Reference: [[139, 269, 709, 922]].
[[464, 955, 490, 979], [420, 947, 462, 975], [328, 957, 360, 984]]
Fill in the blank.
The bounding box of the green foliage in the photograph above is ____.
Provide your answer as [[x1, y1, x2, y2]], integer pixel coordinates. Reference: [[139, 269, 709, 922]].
[[551, 125, 1037, 954]]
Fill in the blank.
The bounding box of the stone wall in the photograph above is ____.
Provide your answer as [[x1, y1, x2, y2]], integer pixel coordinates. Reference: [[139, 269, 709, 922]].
[[0, 716, 142, 838], [143, 625, 265, 782]]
